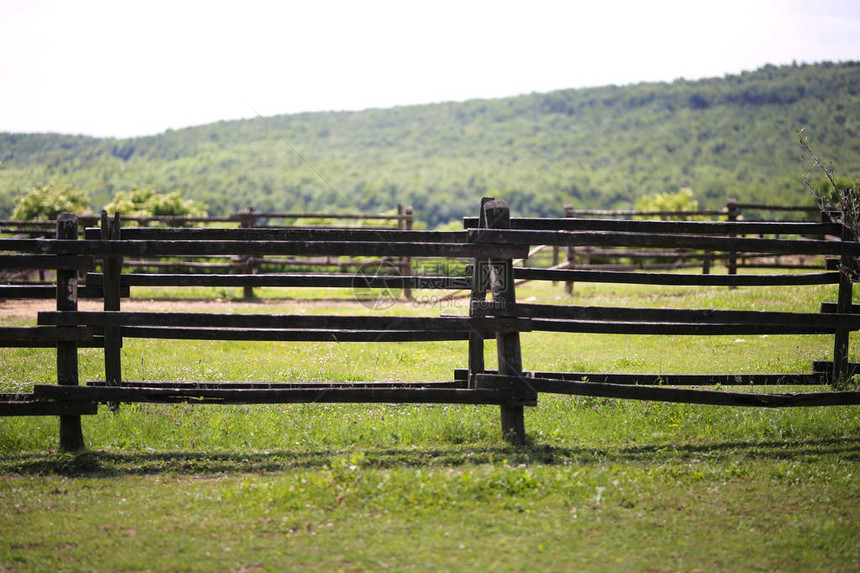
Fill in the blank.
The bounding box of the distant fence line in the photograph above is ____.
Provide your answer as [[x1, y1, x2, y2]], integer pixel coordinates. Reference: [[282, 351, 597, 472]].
[[0, 205, 415, 234], [1, 204, 416, 300], [556, 199, 826, 285], [0, 197, 858, 451], [2, 200, 822, 292], [456, 199, 829, 294], [561, 199, 821, 219]]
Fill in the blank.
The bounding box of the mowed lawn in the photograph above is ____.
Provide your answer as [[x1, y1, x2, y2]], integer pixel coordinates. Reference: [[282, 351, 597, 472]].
[[1, 279, 858, 571]]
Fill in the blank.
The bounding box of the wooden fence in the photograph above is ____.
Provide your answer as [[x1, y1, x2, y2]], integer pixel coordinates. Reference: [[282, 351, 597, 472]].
[[1, 198, 859, 451], [1, 205, 415, 300], [556, 200, 826, 283]]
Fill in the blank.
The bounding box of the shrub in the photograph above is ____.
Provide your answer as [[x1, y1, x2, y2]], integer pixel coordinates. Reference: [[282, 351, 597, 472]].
[[102, 186, 207, 226], [633, 188, 708, 221], [11, 183, 91, 220]]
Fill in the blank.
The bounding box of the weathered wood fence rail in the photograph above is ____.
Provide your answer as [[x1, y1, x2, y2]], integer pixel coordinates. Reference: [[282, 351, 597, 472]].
[[1, 199, 858, 450]]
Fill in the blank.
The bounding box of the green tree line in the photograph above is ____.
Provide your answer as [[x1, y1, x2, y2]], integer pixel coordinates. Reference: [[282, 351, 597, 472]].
[[1, 61, 858, 227]]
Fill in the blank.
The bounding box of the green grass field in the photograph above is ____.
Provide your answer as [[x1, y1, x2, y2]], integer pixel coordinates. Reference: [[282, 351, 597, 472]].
[[1, 279, 858, 571]]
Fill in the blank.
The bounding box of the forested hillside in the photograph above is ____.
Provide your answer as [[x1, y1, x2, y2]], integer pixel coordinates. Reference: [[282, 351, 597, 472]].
[[1, 61, 858, 226]]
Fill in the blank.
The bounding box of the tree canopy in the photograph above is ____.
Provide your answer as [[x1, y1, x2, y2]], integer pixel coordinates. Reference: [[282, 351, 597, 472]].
[[1, 61, 858, 227]]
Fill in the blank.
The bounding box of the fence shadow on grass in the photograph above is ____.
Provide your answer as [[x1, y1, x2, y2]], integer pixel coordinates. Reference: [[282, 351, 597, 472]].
[[3, 437, 858, 477]]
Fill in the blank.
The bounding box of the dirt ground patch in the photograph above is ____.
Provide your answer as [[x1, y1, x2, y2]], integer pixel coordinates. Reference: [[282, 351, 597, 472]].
[[0, 298, 292, 323], [0, 296, 426, 324]]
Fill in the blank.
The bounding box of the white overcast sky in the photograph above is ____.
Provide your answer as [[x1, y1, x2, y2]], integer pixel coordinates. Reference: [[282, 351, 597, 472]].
[[1, 0, 858, 139]]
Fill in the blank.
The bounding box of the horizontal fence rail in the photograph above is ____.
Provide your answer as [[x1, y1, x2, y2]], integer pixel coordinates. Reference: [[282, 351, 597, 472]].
[[85, 273, 471, 290], [453, 368, 825, 386], [33, 385, 518, 406], [474, 303, 860, 330], [463, 217, 840, 236], [512, 268, 840, 286], [3, 239, 528, 259], [467, 229, 860, 257], [475, 374, 860, 408], [82, 227, 467, 243]]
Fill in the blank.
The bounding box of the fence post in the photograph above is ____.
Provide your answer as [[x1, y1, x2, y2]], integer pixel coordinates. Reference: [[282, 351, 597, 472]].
[[101, 211, 123, 410], [564, 204, 575, 294], [238, 208, 257, 299], [56, 213, 85, 451], [483, 199, 532, 444], [702, 251, 712, 275], [467, 199, 494, 383], [832, 216, 857, 384], [726, 198, 739, 277], [399, 205, 413, 301]]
